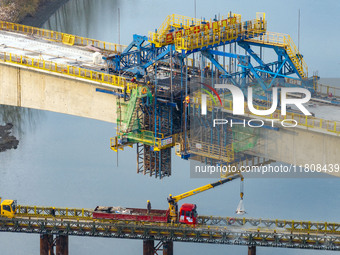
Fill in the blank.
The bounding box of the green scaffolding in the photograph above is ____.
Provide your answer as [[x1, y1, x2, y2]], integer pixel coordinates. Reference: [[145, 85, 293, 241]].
[[232, 125, 259, 153], [117, 86, 152, 134]]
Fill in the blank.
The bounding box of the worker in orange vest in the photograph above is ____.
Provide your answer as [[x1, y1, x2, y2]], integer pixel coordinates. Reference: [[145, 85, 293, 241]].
[[183, 95, 190, 106]]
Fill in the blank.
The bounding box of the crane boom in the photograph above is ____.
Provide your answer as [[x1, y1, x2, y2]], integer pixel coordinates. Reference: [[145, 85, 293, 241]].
[[171, 174, 241, 202]]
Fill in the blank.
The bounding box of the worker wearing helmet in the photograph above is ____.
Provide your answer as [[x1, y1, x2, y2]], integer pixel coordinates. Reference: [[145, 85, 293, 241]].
[[147, 200, 151, 214], [51, 207, 55, 217], [183, 95, 190, 106]]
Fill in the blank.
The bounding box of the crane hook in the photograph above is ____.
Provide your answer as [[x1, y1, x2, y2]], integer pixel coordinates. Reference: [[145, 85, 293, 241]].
[[236, 177, 246, 215]]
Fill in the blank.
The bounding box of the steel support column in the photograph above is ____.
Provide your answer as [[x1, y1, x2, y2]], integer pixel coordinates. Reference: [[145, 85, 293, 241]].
[[248, 246, 256, 255], [143, 240, 155, 255], [40, 234, 54, 255], [56, 235, 69, 255], [163, 241, 173, 255]]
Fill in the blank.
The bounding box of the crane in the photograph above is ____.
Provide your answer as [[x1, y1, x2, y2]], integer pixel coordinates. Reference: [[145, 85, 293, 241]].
[[167, 174, 244, 223]]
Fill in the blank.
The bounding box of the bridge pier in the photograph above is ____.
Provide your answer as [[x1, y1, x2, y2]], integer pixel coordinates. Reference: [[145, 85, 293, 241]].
[[56, 235, 69, 255], [143, 240, 155, 255], [248, 246, 256, 255], [40, 234, 54, 255], [40, 234, 69, 255], [143, 240, 174, 255], [162, 241, 173, 255]]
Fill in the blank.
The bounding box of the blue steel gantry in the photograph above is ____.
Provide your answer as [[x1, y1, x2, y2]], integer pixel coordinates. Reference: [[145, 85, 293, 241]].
[[108, 12, 316, 179]]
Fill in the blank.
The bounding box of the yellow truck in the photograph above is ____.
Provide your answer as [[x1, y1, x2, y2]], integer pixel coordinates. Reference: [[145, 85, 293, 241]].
[[0, 197, 17, 218]]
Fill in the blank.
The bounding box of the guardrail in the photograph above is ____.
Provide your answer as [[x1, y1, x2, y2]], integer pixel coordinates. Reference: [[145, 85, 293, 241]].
[[16, 205, 92, 220], [0, 51, 136, 92], [111, 131, 178, 152], [175, 19, 266, 52], [245, 31, 308, 77], [186, 139, 234, 162], [198, 215, 340, 234], [0, 20, 126, 53], [315, 83, 340, 98]]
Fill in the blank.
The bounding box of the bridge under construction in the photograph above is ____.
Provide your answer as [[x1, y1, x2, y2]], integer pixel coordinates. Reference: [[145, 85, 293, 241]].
[[1, 10, 340, 255], [1, 12, 340, 180], [1, 204, 340, 255]]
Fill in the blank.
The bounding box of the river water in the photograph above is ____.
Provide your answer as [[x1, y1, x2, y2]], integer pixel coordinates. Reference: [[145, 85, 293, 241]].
[[0, 0, 340, 254]]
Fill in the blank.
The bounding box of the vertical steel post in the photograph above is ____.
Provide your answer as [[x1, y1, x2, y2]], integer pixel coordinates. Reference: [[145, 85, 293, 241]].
[[143, 240, 155, 255], [184, 57, 188, 152], [163, 241, 174, 255], [248, 246, 256, 255], [118, 8, 120, 45], [40, 234, 54, 255], [56, 235, 68, 255]]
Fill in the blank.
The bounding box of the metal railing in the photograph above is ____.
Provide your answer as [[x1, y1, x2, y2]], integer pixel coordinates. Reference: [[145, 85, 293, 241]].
[[16, 205, 92, 220], [175, 18, 266, 52], [198, 215, 340, 234], [187, 139, 234, 162], [149, 13, 245, 48], [0, 20, 126, 53], [245, 31, 308, 77], [156, 14, 202, 36], [111, 132, 179, 152], [0, 51, 136, 92], [315, 83, 340, 98]]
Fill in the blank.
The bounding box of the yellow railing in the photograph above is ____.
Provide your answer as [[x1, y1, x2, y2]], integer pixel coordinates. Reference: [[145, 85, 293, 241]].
[[156, 14, 202, 36], [188, 139, 234, 162], [245, 31, 308, 78], [149, 14, 202, 46], [193, 92, 340, 135], [16, 205, 92, 220], [315, 83, 340, 97], [175, 18, 266, 52], [111, 132, 179, 152], [149, 13, 246, 48], [0, 51, 136, 92], [0, 20, 126, 53]]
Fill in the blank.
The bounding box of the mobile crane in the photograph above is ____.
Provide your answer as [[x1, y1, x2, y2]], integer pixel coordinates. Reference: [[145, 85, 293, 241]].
[[93, 174, 244, 224], [167, 174, 244, 224]]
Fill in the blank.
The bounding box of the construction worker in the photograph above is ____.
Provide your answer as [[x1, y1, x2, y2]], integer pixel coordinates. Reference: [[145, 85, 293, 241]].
[[183, 95, 190, 106], [147, 200, 151, 214], [51, 207, 55, 217]]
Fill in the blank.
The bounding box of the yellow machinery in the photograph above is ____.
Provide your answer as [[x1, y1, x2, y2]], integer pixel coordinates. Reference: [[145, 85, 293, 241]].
[[0, 197, 17, 218], [167, 174, 243, 223]]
